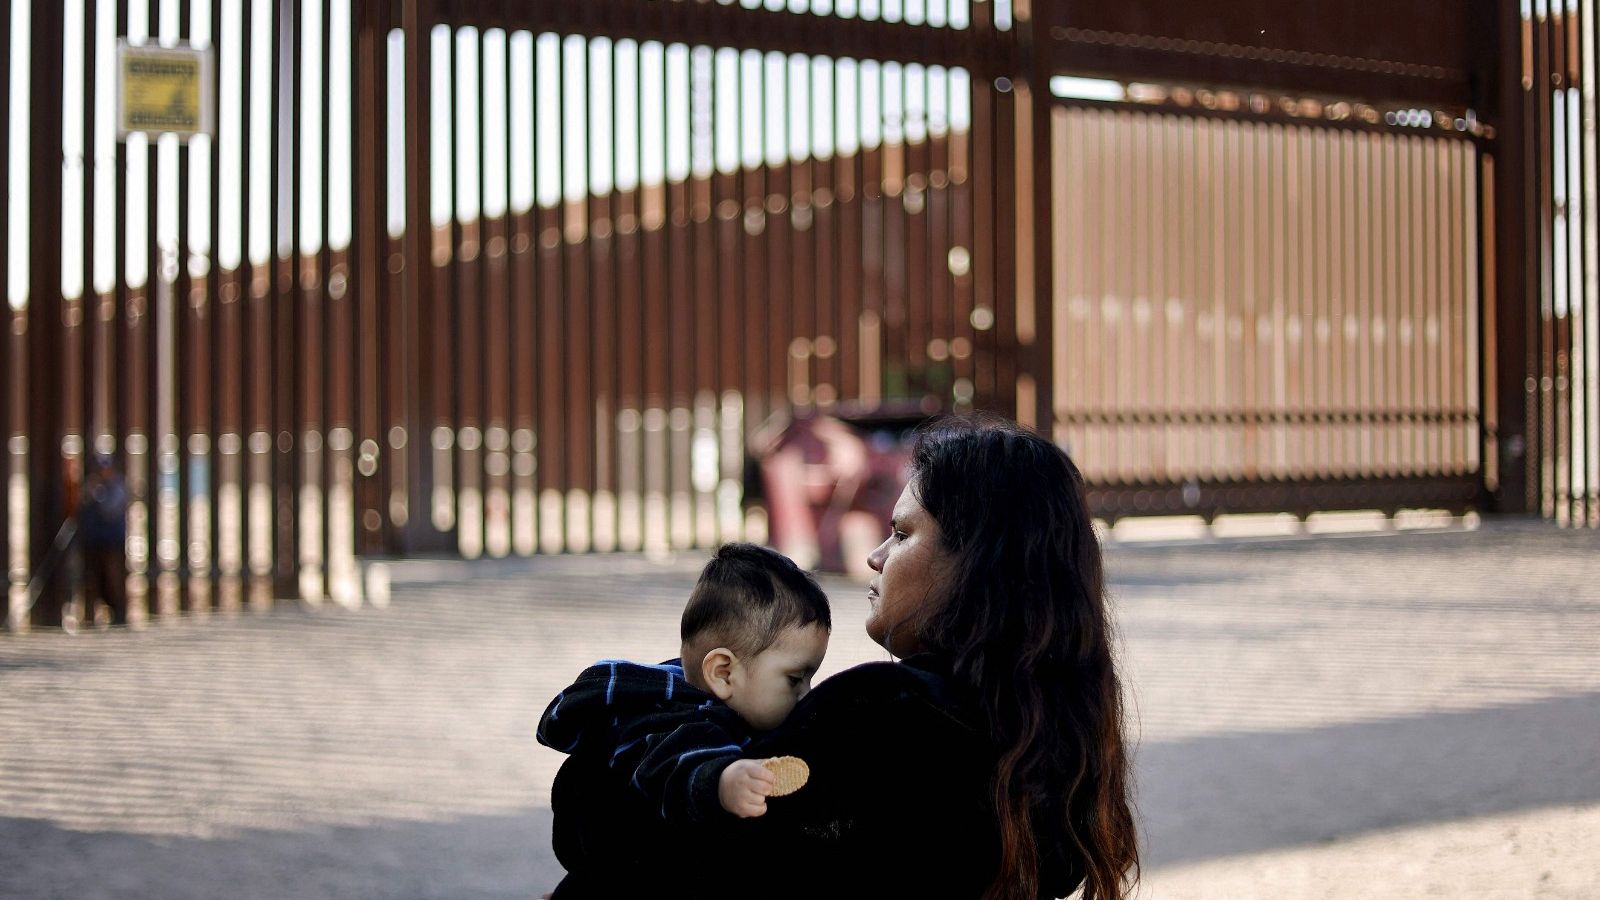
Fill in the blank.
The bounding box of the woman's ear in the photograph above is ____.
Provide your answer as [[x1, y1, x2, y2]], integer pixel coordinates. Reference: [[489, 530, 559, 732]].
[[699, 647, 738, 700]]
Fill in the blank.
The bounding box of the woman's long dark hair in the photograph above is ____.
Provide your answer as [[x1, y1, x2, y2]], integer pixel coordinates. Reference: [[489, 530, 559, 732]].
[[907, 416, 1137, 900]]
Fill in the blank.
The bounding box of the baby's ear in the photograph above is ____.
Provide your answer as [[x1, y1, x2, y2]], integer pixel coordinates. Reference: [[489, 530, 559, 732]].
[[700, 647, 738, 700]]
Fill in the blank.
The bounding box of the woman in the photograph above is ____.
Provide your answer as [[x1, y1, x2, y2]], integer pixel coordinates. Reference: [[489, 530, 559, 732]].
[[675, 416, 1139, 899]]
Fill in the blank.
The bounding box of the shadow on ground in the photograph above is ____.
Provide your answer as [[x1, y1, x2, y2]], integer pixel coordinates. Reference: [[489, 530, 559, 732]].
[[7, 691, 1594, 898], [1137, 690, 1600, 868], [0, 811, 562, 900]]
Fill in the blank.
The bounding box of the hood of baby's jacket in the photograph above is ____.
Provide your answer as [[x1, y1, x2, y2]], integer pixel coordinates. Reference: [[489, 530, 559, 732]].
[[536, 659, 699, 754]]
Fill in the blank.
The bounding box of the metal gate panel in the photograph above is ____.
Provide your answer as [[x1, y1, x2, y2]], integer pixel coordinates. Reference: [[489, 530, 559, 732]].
[[1052, 103, 1483, 517]]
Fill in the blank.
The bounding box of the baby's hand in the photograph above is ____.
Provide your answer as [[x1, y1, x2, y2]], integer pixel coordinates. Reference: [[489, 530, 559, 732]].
[[718, 759, 777, 818]]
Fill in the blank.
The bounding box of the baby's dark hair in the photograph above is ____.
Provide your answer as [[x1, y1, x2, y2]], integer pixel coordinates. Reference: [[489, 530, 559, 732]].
[[681, 543, 832, 658]]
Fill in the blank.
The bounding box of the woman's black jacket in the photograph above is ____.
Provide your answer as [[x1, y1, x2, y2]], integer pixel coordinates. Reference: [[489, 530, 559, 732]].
[[550, 653, 1085, 899]]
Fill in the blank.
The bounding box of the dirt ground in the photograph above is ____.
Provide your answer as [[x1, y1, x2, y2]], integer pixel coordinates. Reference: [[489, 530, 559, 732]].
[[2, 521, 1596, 898]]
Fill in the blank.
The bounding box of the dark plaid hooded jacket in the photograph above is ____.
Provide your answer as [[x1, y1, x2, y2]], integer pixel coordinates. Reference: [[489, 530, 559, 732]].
[[536, 658, 753, 898]]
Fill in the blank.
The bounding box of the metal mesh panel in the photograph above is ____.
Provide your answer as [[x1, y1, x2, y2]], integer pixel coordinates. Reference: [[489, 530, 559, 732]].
[[1052, 107, 1481, 510]]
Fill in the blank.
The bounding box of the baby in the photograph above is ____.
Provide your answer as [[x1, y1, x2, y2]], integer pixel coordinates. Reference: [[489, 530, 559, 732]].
[[536, 543, 831, 896]]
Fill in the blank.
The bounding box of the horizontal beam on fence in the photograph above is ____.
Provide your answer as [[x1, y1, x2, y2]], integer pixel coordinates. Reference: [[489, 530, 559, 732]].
[[428, 0, 1012, 75], [1049, 96, 1485, 144], [1044, 0, 1478, 109], [1046, 29, 1473, 109], [1086, 474, 1484, 521], [1056, 410, 1483, 426]]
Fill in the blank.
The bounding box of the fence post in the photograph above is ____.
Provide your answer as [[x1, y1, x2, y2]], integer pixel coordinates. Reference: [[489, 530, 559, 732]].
[[1020, 0, 1057, 437], [397, 0, 449, 554], [1478, 0, 1532, 513], [352, 0, 387, 561], [1, 0, 12, 628], [27, 0, 69, 627]]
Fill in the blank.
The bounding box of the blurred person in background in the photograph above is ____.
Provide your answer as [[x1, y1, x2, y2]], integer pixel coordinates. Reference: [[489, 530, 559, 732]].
[[77, 453, 130, 626]]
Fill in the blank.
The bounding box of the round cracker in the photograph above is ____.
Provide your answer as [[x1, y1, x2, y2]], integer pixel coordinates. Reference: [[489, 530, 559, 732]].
[[761, 756, 811, 797]]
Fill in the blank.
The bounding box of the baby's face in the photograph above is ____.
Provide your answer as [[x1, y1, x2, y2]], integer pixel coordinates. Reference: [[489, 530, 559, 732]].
[[725, 623, 830, 731]]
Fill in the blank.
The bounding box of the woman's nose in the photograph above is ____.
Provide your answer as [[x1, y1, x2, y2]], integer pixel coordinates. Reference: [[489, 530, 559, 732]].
[[867, 537, 889, 572]]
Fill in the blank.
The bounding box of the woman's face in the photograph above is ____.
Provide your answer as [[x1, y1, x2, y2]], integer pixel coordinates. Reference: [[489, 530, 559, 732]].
[[865, 479, 954, 656]]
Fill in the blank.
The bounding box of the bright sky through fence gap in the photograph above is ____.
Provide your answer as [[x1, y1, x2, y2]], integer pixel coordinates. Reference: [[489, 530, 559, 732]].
[[387, 29, 408, 238], [62, 0, 87, 302], [482, 29, 508, 221], [8, 1, 31, 309], [16, 14, 978, 305]]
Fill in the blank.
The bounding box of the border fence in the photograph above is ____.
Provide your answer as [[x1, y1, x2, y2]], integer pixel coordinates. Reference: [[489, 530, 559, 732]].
[[1519, 0, 1599, 526], [2, 0, 1595, 630]]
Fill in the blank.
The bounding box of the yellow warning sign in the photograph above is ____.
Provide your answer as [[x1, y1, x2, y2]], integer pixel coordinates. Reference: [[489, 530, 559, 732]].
[[118, 42, 214, 137]]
